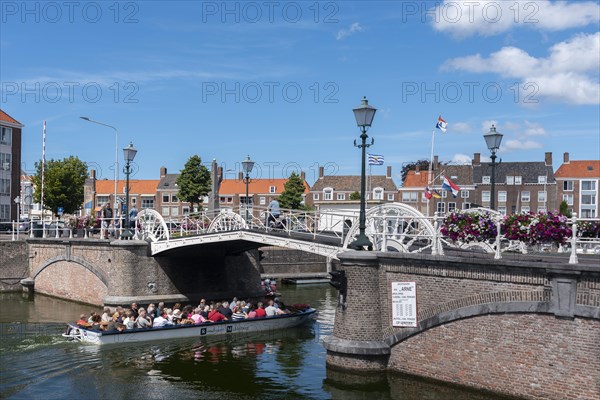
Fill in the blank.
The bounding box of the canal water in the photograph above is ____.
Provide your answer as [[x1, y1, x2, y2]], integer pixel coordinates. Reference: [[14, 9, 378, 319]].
[[0, 285, 512, 399]]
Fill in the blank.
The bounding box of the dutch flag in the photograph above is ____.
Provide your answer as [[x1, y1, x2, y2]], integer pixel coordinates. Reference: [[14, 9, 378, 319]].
[[436, 115, 447, 133]]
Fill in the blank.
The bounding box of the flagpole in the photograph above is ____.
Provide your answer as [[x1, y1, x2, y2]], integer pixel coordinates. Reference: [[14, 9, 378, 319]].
[[427, 128, 436, 217], [41, 121, 46, 237]]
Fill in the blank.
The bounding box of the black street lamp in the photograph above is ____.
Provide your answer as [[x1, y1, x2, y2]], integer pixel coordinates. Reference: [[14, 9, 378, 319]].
[[350, 97, 377, 250], [241, 155, 254, 225], [483, 125, 503, 210], [121, 142, 137, 239]]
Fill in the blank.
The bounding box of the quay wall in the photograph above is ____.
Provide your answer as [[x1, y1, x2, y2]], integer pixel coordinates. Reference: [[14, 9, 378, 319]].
[[0, 241, 28, 291]]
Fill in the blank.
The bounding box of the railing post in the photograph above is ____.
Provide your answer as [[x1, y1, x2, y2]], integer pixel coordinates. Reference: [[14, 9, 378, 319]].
[[569, 213, 578, 264], [432, 212, 439, 256], [11, 221, 15, 241], [55, 219, 60, 238], [42, 219, 47, 238], [29, 220, 34, 238], [382, 216, 387, 252], [494, 219, 502, 259]]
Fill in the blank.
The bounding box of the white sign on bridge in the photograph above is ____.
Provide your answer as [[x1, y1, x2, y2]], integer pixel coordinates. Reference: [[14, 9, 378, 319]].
[[392, 282, 418, 327]]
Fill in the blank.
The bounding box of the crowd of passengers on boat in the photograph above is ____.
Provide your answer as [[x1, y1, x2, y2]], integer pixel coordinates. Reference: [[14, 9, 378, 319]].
[[75, 298, 292, 332]]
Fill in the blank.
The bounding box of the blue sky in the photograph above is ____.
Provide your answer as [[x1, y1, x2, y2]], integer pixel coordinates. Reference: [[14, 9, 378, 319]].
[[1, 0, 599, 184]]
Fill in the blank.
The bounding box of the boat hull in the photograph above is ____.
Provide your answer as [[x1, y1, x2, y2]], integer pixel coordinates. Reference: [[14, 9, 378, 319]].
[[64, 308, 316, 345]]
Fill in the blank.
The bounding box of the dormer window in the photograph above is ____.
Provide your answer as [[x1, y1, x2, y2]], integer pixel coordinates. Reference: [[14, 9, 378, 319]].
[[538, 176, 547, 184], [269, 186, 276, 193], [482, 176, 490, 184], [373, 187, 383, 200], [323, 188, 333, 200]]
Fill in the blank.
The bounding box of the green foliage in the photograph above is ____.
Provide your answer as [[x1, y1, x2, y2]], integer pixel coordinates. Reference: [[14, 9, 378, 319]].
[[176, 155, 211, 210], [559, 200, 572, 218], [31, 156, 88, 214], [349, 191, 361, 201], [278, 172, 306, 210], [401, 159, 431, 184]]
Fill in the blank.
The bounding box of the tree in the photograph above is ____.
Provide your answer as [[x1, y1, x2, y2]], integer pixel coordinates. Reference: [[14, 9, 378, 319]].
[[278, 172, 307, 210], [176, 155, 211, 211], [559, 200, 572, 218], [401, 159, 431, 184], [349, 191, 361, 201], [31, 156, 88, 214]]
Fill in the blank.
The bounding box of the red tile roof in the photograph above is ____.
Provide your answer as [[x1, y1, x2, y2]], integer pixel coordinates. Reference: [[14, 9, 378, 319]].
[[219, 179, 309, 195], [96, 179, 160, 195], [555, 161, 600, 179], [403, 171, 430, 187], [0, 110, 23, 126]]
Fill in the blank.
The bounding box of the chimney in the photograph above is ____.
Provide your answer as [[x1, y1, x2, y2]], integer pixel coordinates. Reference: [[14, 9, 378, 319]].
[[433, 155, 439, 170], [90, 169, 96, 180], [238, 171, 244, 180], [160, 166, 167, 178], [300, 171, 306, 181], [415, 164, 420, 174], [386, 166, 392, 178], [472, 153, 481, 166], [545, 152, 552, 167], [563, 152, 570, 164], [319, 166, 324, 178], [209, 159, 221, 213]]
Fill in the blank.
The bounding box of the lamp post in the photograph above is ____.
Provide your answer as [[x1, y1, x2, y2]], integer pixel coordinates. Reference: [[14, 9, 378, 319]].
[[80, 117, 119, 226], [484, 124, 503, 211], [121, 142, 137, 239], [241, 155, 255, 225], [350, 97, 377, 250]]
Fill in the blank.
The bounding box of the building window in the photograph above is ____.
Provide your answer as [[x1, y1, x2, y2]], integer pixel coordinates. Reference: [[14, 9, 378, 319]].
[[97, 195, 109, 205], [337, 193, 345, 201], [482, 191, 490, 203], [269, 186, 276, 193], [462, 202, 471, 210], [171, 207, 179, 217], [387, 193, 394, 201], [131, 197, 136, 206], [581, 209, 596, 218], [582, 194, 596, 205], [141, 198, 154, 209], [538, 176, 547, 184], [162, 194, 170, 203], [0, 178, 9, 195], [506, 176, 514, 185], [401, 192, 418, 202], [0, 153, 11, 171], [437, 202, 445, 213], [482, 176, 490, 184], [498, 191, 507, 203], [373, 188, 384, 200], [521, 191, 530, 202], [563, 180, 574, 191], [563, 194, 574, 206], [448, 202, 456, 212], [514, 176, 522, 184], [538, 191, 547, 203], [460, 190, 469, 199], [182, 207, 189, 215], [0, 204, 9, 221], [441, 190, 447, 199], [498, 206, 506, 215], [511, 206, 517, 214], [582, 180, 596, 191], [537, 206, 546, 212], [260, 196, 266, 205], [162, 206, 170, 216], [171, 194, 178, 203], [323, 188, 333, 201], [521, 206, 530, 213], [0, 127, 11, 145], [313, 193, 319, 201], [227, 196, 233, 203]]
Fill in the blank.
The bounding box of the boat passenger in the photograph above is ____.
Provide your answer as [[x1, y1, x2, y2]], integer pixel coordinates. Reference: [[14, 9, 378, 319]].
[[165, 308, 174, 323], [115, 323, 126, 332], [200, 305, 209, 319], [172, 309, 182, 324], [229, 297, 238, 311], [87, 311, 97, 324], [90, 314, 102, 331], [208, 304, 228, 322], [265, 300, 277, 316], [130, 302, 139, 319], [136, 308, 152, 328], [191, 308, 208, 324], [147, 303, 156, 319], [123, 311, 135, 329], [152, 311, 173, 328], [218, 302, 233, 319], [232, 306, 246, 320], [246, 303, 256, 319], [101, 307, 111, 323], [155, 302, 165, 318], [77, 314, 91, 328], [254, 302, 266, 318]]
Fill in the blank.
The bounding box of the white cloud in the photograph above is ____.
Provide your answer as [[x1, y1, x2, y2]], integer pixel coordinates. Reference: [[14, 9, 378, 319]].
[[442, 32, 600, 104], [452, 153, 472, 164], [503, 139, 544, 151], [336, 22, 364, 40], [451, 122, 472, 133], [481, 120, 498, 132], [524, 121, 547, 136], [432, 0, 600, 38]]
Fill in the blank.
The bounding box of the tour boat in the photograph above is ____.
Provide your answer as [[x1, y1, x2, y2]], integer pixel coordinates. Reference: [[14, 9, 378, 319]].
[[62, 308, 316, 345]]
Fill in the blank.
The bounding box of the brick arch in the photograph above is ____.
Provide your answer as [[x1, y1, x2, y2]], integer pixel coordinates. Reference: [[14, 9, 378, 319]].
[[385, 290, 553, 346], [32, 255, 109, 287]]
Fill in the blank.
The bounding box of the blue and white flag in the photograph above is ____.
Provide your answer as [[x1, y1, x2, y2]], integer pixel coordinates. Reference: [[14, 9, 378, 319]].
[[368, 154, 384, 165], [436, 115, 447, 133]]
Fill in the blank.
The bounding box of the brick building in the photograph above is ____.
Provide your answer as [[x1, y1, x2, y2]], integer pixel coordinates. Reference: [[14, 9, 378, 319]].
[[555, 152, 599, 218], [0, 110, 23, 222]]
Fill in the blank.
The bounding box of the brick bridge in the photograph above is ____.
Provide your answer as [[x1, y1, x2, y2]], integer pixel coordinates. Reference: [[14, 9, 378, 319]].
[[323, 251, 600, 400]]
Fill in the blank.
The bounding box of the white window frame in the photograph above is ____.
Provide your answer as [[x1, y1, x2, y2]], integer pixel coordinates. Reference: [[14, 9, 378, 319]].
[[162, 194, 170, 203], [337, 193, 346, 201], [387, 193, 394, 201], [373, 187, 384, 200], [0, 127, 11, 145], [162, 206, 170, 216], [460, 190, 469, 199], [563, 180, 574, 191], [498, 206, 506, 215], [506, 176, 514, 185], [514, 176, 522, 185], [482, 176, 491, 184], [482, 191, 490, 203], [521, 191, 530, 203], [269, 186, 276, 193], [521, 206, 530, 213], [436, 202, 445, 213], [538, 176, 547, 184], [562, 194, 574, 206], [441, 190, 447, 199], [538, 191, 547, 203], [323, 188, 333, 201], [498, 191, 507, 203], [447, 202, 456, 212], [582, 180, 596, 191], [313, 193, 319, 201], [260, 196, 266, 205]]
